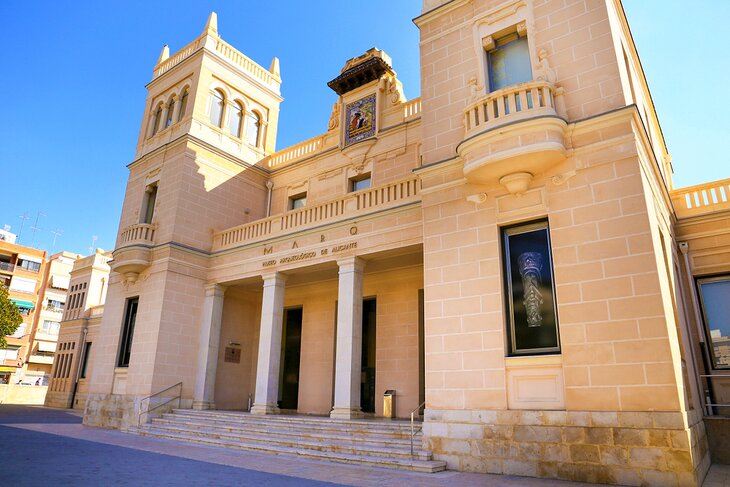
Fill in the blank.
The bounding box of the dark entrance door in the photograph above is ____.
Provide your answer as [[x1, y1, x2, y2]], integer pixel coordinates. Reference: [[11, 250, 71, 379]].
[[279, 307, 302, 410], [360, 299, 377, 413]]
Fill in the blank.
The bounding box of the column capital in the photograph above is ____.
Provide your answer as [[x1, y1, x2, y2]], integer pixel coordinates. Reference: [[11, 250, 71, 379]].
[[337, 256, 365, 273], [261, 271, 288, 285], [204, 283, 226, 297]]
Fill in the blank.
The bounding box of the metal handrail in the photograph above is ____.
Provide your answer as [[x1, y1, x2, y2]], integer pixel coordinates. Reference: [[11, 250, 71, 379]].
[[137, 381, 182, 427], [410, 400, 426, 458], [701, 375, 730, 414]]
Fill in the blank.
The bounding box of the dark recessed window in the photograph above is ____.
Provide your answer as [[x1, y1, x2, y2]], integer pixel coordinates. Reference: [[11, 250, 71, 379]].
[[487, 33, 532, 92], [177, 89, 188, 122], [164, 97, 175, 128], [151, 104, 163, 136], [246, 111, 261, 147], [289, 193, 307, 210], [697, 276, 730, 369], [210, 90, 225, 127], [229, 102, 243, 138], [502, 220, 559, 355], [80, 342, 92, 378], [350, 174, 372, 192], [140, 184, 158, 224], [117, 297, 139, 368]]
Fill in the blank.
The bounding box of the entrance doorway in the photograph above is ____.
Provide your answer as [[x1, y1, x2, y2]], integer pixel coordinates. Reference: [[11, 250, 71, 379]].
[[361, 299, 377, 413], [279, 307, 302, 410]]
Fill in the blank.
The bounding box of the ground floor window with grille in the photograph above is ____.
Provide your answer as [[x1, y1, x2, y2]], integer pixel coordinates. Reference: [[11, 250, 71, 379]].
[[697, 276, 730, 369], [502, 220, 559, 355]]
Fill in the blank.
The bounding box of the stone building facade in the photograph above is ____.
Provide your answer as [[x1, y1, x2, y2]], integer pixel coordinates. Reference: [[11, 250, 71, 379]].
[[76, 2, 730, 485], [45, 249, 110, 408]]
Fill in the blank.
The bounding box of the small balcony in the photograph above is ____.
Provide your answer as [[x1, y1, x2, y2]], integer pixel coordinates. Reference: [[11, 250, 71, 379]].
[[119, 223, 156, 247], [0, 261, 15, 273], [111, 223, 157, 285], [458, 80, 567, 192]]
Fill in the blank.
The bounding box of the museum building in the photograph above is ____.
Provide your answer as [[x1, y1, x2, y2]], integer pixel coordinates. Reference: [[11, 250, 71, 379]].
[[65, 1, 730, 485]]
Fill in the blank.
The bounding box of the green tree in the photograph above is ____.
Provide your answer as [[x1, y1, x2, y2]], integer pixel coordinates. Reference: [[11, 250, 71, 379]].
[[0, 285, 22, 348]]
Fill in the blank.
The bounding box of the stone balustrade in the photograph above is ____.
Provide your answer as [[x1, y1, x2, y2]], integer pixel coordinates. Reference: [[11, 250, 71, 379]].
[[266, 134, 330, 169], [214, 176, 420, 251], [119, 223, 156, 247], [153, 37, 204, 79], [671, 178, 730, 219], [463, 80, 563, 139], [403, 97, 421, 121], [214, 39, 280, 88], [152, 36, 279, 91]]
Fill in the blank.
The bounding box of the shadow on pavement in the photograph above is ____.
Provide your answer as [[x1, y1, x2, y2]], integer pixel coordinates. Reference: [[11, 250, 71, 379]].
[[0, 404, 82, 424], [1, 405, 342, 486]]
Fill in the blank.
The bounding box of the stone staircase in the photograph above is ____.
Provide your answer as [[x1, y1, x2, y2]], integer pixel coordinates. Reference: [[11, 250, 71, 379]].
[[128, 409, 446, 473]]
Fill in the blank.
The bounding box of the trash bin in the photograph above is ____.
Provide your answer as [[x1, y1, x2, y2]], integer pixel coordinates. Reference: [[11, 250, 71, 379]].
[[383, 390, 396, 418]]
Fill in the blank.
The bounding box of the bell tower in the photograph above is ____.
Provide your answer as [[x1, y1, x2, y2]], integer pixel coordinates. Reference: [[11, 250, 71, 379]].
[[136, 12, 282, 162], [86, 13, 283, 429]]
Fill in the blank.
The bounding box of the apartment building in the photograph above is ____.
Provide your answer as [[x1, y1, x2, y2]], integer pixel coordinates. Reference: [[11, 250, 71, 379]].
[[45, 249, 111, 408], [0, 230, 79, 385], [0, 233, 47, 384]]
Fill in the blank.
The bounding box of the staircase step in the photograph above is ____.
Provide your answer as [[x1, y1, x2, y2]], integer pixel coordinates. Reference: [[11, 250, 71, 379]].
[[170, 409, 416, 433], [129, 409, 444, 473], [151, 418, 420, 448], [129, 426, 446, 473], [142, 422, 432, 460], [157, 413, 419, 439]]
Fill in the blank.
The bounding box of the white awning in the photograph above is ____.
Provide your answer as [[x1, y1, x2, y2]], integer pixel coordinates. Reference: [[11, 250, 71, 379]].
[[36, 341, 57, 353], [9, 276, 37, 294], [50, 275, 70, 290], [18, 254, 43, 264]]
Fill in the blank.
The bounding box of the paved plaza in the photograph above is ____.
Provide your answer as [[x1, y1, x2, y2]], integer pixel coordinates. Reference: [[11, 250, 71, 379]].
[[1, 405, 726, 486]]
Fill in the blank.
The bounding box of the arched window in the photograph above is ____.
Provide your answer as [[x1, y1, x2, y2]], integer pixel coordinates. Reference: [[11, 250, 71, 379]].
[[209, 90, 225, 127], [229, 102, 243, 138], [245, 111, 261, 147], [151, 104, 163, 136], [164, 98, 175, 128], [177, 89, 188, 122]]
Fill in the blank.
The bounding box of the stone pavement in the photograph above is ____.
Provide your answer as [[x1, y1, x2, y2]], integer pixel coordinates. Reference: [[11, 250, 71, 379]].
[[0, 405, 722, 486], [704, 464, 730, 487]]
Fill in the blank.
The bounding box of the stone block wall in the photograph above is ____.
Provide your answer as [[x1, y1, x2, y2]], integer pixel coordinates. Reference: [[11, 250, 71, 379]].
[[424, 408, 709, 486]]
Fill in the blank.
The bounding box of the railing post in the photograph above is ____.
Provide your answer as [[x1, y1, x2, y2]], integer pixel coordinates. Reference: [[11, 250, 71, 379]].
[[410, 411, 415, 457]]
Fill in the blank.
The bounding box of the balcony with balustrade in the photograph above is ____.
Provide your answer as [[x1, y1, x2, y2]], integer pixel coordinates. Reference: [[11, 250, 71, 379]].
[[457, 80, 567, 193], [110, 223, 157, 284], [213, 176, 420, 251]]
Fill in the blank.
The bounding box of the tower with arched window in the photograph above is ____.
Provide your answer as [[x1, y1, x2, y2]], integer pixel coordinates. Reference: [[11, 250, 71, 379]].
[[87, 12, 283, 427]]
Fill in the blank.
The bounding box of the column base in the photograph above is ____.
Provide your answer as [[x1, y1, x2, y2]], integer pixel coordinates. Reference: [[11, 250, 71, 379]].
[[192, 400, 215, 410], [250, 403, 281, 415], [330, 407, 364, 420]]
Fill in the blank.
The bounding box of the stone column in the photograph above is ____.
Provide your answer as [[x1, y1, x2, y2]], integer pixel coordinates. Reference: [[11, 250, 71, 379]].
[[192, 284, 226, 410], [251, 272, 287, 415], [331, 256, 365, 419]]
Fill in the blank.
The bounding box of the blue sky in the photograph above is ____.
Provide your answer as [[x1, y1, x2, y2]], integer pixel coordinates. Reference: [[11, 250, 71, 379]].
[[0, 1, 727, 256]]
